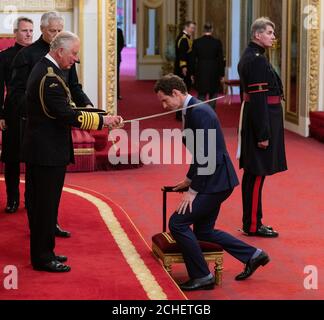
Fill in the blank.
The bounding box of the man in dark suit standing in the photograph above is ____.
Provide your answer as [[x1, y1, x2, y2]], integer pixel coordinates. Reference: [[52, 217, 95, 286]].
[[0, 17, 33, 213], [174, 21, 196, 120], [154, 74, 270, 291], [192, 23, 225, 110], [8, 11, 92, 237], [22, 31, 123, 272], [117, 27, 125, 100], [238, 17, 287, 237]]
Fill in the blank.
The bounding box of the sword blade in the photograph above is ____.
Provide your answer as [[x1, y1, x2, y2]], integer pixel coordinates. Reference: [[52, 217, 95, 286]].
[[123, 96, 225, 124]]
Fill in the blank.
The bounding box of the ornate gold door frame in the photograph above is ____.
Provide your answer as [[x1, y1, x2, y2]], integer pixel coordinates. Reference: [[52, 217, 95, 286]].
[[306, 0, 321, 113], [285, 0, 300, 124], [105, 0, 117, 115]]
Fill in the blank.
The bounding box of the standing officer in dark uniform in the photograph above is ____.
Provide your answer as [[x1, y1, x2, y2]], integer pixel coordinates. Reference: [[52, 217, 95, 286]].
[[22, 31, 123, 272], [155, 74, 270, 291], [0, 17, 34, 213], [174, 21, 196, 120], [238, 17, 287, 237], [192, 23, 225, 110], [8, 11, 92, 237]]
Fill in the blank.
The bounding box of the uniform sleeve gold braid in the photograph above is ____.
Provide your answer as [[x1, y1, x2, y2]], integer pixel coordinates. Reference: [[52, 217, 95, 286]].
[[81, 111, 89, 130], [78, 114, 84, 127], [88, 111, 94, 129], [78, 111, 100, 130]]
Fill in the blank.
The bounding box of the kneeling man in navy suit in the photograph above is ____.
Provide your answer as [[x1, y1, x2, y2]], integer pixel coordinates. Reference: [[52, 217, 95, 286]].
[[154, 74, 270, 291]]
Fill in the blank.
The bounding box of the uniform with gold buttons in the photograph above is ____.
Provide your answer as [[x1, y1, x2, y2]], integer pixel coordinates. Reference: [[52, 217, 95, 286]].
[[237, 41, 288, 235], [21, 56, 109, 269]]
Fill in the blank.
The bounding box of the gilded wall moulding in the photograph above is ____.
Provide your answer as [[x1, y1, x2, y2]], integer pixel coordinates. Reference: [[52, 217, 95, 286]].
[[0, 0, 73, 11], [106, 0, 116, 114], [307, 0, 320, 112]]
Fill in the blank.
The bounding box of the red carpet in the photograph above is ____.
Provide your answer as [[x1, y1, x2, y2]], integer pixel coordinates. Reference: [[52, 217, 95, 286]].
[[0, 182, 185, 300], [67, 48, 324, 300], [1, 48, 324, 300]]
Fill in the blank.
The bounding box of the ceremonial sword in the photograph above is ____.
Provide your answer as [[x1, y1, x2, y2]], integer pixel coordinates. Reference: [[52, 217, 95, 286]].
[[122, 96, 225, 124]]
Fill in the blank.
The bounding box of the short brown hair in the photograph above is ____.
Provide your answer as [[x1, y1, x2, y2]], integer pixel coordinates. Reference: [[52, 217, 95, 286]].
[[154, 74, 187, 96], [184, 21, 196, 29], [204, 23, 213, 33], [251, 17, 275, 39], [13, 17, 33, 32]]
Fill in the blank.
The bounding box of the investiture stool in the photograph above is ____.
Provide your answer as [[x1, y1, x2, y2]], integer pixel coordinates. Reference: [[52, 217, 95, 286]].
[[238, 17, 287, 238], [22, 32, 123, 272], [155, 75, 270, 291]]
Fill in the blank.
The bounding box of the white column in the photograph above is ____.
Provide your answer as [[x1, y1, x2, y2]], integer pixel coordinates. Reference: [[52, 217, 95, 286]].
[[228, 0, 241, 93], [80, 0, 98, 107], [146, 9, 156, 55]]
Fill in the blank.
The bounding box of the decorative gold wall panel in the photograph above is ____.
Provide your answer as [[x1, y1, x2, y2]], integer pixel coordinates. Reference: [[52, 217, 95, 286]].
[[0, 0, 73, 11], [106, 0, 117, 115], [308, 0, 321, 112]]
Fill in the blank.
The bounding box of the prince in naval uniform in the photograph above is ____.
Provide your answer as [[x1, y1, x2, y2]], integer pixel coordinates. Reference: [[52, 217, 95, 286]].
[[238, 17, 287, 238], [22, 32, 123, 272]]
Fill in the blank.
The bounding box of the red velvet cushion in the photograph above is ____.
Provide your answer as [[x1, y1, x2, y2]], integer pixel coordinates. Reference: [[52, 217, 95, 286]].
[[310, 112, 324, 129], [152, 233, 223, 254]]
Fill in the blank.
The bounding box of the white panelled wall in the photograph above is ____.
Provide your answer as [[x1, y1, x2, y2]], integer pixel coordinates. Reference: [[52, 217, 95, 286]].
[[0, 12, 72, 39]]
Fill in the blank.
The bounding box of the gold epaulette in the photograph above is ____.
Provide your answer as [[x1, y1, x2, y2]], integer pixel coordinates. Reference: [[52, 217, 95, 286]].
[[177, 34, 193, 53], [39, 67, 77, 119]]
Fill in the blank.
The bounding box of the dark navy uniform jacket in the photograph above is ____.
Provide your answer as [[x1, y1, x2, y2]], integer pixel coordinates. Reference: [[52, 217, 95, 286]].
[[22, 57, 103, 167], [192, 35, 225, 94], [184, 97, 239, 193], [0, 42, 23, 162], [238, 42, 287, 176], [174, 32, 194, 77]]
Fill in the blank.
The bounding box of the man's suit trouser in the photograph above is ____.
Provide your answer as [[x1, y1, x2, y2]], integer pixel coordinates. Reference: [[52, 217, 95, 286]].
[[26, 164, 66, 266], [169, 189, 256, 279]]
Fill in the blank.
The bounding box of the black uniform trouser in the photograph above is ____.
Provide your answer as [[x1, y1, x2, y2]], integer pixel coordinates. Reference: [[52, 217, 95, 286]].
[[4, 162, 20, 203], [198, 91, 218, 110], [242, 170, 266, 233], [26, 164, 66, 266], [169, 189, 256, 279]]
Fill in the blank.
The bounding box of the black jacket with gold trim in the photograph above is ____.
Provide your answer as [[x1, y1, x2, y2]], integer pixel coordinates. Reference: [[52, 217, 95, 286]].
[[22, 57, 103, 166], [174, 32, 193, 76]]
